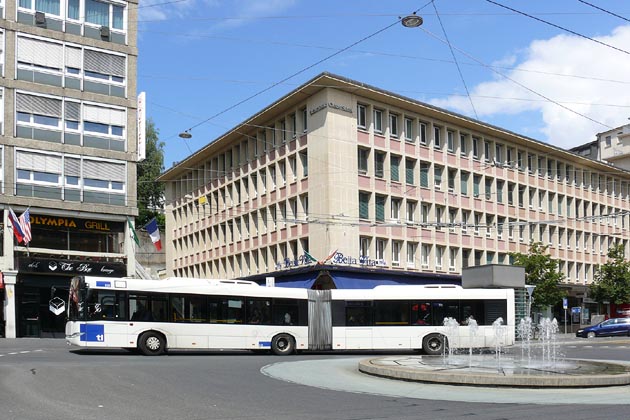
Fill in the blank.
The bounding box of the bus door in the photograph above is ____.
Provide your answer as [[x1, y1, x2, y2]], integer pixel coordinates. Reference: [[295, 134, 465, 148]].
[[342, 301, 373, 349], [86, 289, 128, 348], [307, 290, 332, 350]]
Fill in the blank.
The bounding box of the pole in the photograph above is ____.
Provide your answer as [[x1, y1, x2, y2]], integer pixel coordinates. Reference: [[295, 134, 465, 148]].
[[564, 308, 567, 334]]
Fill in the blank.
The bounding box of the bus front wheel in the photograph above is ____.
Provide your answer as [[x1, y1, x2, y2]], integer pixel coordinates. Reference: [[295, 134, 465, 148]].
[[138, 331, 166, 356], [422, 334, 447, 356], [271, 334, 295, 356]]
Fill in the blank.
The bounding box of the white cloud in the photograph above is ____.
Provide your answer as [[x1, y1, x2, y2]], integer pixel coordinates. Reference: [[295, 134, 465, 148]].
[[430, 25, 630, 148]]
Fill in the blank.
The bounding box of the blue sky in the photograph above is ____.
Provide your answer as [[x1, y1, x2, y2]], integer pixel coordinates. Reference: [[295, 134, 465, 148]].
[[136, 0, 630, 169]]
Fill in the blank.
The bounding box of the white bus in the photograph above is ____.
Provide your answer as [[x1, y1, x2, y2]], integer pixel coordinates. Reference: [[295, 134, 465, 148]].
[[65, 276, 515, 356]]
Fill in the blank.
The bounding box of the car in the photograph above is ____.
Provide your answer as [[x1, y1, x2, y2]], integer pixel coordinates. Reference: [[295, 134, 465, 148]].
[[576, 318, 630, 338]]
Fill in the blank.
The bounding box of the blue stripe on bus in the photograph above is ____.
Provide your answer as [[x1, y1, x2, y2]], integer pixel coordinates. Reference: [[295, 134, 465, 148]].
[[258, 341, 271, 348], [79, 324, 105, 342], [96, 281, 111, 287]]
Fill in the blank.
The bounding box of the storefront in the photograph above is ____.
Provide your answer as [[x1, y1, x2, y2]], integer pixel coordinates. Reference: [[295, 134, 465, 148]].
[[10, 257, 126, 338]]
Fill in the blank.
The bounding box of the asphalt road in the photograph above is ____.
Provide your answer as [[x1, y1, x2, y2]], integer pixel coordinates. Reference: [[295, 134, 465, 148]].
[[0, 336, 629, 420]]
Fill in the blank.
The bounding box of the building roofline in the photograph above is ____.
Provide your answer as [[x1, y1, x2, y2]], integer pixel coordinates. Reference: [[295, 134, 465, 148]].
[[160, 72, 630, 181]]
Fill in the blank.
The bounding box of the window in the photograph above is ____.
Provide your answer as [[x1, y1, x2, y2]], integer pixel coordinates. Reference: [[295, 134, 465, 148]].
[[390, 155, 400, 182], [462, 210, 470, 233], [472, 137, 479, 159], [16, 93, 62, 130], [85, 0, 125, 30], [391, 198, 401, 221], [433, 126, 441, 149], [392, 241, 402, 266], [375, 195, 385, 222], [485, 177, 492, 200], [447, 131, 454, 152], [421, 203, 430, 224], [299, 150, 308, 177], [404, 117, 413, 141], [376, 238, 385, 260], [496, 180, 504, 204], [389, 113, 398, 137], [420, 162, 429, 188], [357, 148, 369, 175], [434, 166, 443, 190], [374, 151, 385, 178], [460, 134, 467, 156], [435, 246, 444, 269], [419, 122, 427, 144], [473, 175, 481, 197], [359, 192, 369, 219], [360, 237, 370, 257], [20, 0, 61, 16], [357, 104, 367, 129], [405, 158, 415, 185], [449, 248, 457, 271], [406, 200, 416, 223], [484, 140, 491, 162], [407, 243, 417, 267], [301, 108, 307, 132], [421, 244, 430, 268], [448, 169, 456, 192], [373, 109, 382, 133], [460, 171, 469, 196]]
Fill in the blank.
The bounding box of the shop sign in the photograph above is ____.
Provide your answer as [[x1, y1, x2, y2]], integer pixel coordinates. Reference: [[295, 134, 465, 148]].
[[19, 257, 126, 277], [309, 102, 353, 116], [49, 297, 65, 316], [331, 252, 387, 267], [274, 254, 314, 270], [31, 215, 124, 233]]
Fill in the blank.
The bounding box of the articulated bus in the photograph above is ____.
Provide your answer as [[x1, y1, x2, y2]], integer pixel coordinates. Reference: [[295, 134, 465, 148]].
[[65, 276, 515, 356]]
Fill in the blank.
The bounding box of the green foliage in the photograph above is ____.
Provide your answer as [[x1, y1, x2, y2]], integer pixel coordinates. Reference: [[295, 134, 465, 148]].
[[590, 244, 630, 305], [509, 242, 565, 309], [137, 118, 165, 227]]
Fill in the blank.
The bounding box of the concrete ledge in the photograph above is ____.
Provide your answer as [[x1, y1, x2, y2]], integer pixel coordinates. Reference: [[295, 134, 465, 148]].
[[358, 358, 630, 388]]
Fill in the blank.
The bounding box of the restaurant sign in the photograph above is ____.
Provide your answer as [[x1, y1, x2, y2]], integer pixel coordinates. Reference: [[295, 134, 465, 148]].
[[19, 257, 127, 277], [31, 215, 124, 233]]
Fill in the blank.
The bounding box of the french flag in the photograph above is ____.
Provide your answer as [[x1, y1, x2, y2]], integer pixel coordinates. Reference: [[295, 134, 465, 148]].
[[145, 218, 162, 251]]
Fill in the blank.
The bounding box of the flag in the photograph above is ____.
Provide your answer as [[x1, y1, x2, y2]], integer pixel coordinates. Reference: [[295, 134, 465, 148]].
[[145, 218, 162, 251], [303, 250, 317, 263], [319, 249, 338, 265], [19, 208, 32, 244], [8, 207, 25, 243], [127, 217, 139, 246]]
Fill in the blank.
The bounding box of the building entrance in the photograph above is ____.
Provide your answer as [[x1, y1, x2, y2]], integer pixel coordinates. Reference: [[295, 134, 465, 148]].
[[17, 282, 70, 338]]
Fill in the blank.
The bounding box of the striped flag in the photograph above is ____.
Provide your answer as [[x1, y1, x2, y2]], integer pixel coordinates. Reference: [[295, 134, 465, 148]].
[[8, 207, 25, 243], [144, 217, 162, 251], [19, 208, 32, 244]]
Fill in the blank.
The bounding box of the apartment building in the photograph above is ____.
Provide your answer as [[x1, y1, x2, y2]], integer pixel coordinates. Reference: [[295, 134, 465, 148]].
[[0, 0, 139, 337], [160, 73, 630, 320]]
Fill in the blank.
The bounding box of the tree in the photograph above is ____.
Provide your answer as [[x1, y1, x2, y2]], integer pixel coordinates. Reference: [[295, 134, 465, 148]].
[[590, 244, 630, 305], [137, 118, 165, 227], [509, 242, 565, 309]]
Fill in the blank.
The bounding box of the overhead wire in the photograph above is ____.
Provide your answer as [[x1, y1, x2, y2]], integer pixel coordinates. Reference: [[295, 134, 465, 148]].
[[485, 0, 630, 56], [431, 1, 478, 119], [576, 0, 630, 24]]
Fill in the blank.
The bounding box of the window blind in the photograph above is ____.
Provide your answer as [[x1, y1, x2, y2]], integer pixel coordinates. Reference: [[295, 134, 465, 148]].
[[16, 151, 62, 173], [17, 36, 63, 70], [83, 104, 125, 126], [84, 49, 125, 77], [16, 93, 62, 117], [83, 159, 125, 182]]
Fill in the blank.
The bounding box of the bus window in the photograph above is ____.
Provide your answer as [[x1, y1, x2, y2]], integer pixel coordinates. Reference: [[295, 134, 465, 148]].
[[171, 295, 209, 323], [272, 299, 300, 326], [246, 299, 271, 324], [460, 300, 484, 325], [86, 290, 126, 321], [485, 300, 508, 325], [150, 296, 169, 322], [411, 302, 432, 325], [209, 297, 244, 324], [130, 295, 151, 321], [345, 301, 372, 326], [432, 300, 460, 325], [374, 301, 409, 326]]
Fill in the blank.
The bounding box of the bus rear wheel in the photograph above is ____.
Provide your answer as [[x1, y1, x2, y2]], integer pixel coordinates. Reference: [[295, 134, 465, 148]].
[[271, 334, 295, 356], [139, 331, 166, 356], [422, 334, 447, 356]]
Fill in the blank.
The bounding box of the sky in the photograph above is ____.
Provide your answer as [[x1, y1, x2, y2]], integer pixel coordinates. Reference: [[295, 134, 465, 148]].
[[136, 0, 630, 170]]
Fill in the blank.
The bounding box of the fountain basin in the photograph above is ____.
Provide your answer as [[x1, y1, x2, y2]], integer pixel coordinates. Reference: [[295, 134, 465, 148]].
[[359, 355, 630, 388]]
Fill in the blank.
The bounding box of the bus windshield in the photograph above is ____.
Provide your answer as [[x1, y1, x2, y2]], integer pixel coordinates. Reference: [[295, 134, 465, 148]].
[[67, 277, 87, 321]]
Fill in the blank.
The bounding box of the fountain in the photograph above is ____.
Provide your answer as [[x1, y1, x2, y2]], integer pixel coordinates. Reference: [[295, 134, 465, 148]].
[[359, 316, 630, 388]]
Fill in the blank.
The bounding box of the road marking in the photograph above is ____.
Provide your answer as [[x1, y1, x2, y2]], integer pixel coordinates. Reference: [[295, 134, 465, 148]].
[[19, 351, 30, 354]]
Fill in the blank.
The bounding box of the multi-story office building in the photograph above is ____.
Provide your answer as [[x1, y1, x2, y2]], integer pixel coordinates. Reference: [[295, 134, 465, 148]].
[[0, 0, 139, 337], [572, 124, 630, 171], [161, 73, 630, 319]]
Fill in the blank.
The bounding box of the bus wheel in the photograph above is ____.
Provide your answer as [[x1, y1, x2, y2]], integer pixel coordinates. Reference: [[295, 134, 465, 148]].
[[139, 331, 166, 356], [271, 334, 295, 356], [422, 334, 447, 356]]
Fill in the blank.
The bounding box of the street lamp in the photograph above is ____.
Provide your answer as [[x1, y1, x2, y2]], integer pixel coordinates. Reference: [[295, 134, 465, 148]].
[[401, 13, 423, 28], [179, 130, 192, 139]]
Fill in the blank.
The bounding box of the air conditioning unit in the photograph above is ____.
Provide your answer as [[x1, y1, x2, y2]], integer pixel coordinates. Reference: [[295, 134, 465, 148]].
[[35, 11, 46, 27], [100, 25, 110, 39]]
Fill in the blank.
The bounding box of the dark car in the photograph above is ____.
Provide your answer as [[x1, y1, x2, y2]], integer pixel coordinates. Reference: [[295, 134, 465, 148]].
[[576, 318, 630, 338]]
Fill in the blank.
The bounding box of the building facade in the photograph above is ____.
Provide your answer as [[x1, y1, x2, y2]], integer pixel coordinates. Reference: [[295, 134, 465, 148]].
[[0, 0, 139, 337], [161, 73, 630, 323]]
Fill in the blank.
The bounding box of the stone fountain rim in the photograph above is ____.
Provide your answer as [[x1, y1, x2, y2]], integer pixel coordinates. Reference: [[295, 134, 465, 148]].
[[358, 358, 630, 388]]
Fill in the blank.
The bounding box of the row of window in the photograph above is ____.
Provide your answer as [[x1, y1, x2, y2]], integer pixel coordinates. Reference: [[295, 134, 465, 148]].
[[358, 146, 630, 199], [172, 108, 309, 201], [14, 91, 127, 152], [14, 148, 126, 204], [16, 33, 126, 97]]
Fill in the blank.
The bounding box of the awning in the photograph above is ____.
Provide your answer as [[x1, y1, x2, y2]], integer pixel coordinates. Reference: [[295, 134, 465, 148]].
[[328, 272, 417, 289], [274, 272, 319, 288]]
